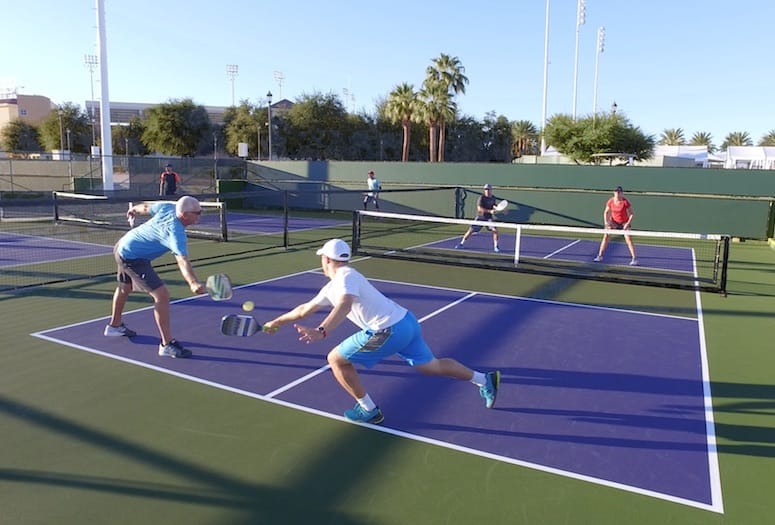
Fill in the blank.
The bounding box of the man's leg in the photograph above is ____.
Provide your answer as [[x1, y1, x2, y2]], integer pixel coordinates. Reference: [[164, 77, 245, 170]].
[[108, 282, 131, 327], [327, 349, 367, 399], [415, 357, 474, 380], [149, 285, 173, 344]]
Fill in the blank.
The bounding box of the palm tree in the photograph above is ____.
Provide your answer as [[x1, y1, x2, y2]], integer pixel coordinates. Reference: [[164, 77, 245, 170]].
[[721, 131, 753, 150], [758, 130, 775, 146], [511, 120, 539, 158], [425, 53, 468, 162], [689, 131, 715, 153], [658, 128, 685, 145], [416, 80, 451, 162], [384, 83, 417, 161]]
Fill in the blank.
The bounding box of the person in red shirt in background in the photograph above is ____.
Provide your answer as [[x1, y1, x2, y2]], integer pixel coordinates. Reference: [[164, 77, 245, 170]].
[[159, 164, 181, 196], [594, 186, 638, 265]]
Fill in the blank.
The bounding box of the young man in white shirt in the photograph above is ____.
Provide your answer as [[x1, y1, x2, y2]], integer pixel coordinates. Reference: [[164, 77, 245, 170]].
[[263, 238, 501, 424]]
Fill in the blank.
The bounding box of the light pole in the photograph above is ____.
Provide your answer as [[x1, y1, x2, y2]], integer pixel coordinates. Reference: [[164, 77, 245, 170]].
[[226, 64, 238, 106], [257, 124, 261, 160], [572, 0, 586, 121], [266, 91, 273, 161], [57, 108, 65, 153], [540, 0, 550, 155], [66, 128, 72, 179], [611, 101, 618, 114], [84, 54, 98, 145], [213, 132, 218, 180], [593, 26, 605, 119]]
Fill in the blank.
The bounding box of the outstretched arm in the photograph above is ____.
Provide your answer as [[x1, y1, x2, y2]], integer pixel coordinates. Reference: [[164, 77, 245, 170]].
[[127, 202, 153, 222], [174, 254, 205, 294], [295, 294, 354, 343], [264, 300, 321, 332]]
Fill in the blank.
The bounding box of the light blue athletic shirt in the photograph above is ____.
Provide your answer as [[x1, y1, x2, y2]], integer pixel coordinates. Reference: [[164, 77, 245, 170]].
[[117, 202, 188, 260]]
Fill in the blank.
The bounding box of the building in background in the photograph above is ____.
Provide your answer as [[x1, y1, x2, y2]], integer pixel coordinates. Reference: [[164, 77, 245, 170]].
[[0, 93, 55, 131]]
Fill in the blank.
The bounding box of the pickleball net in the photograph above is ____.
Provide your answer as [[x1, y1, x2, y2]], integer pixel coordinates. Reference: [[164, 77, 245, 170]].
[[352, 210, 730, 294], [52, 192, 227, 241]]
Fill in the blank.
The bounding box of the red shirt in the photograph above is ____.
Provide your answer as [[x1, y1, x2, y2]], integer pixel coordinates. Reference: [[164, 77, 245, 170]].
[[606, 197, 631, 224]]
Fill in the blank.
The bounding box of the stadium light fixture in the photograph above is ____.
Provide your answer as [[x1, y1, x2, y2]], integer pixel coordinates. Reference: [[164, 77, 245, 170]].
[[593, 26, 605, 119], [266, 91, 273, 161], [572, 0, 586, 121], [84, 54, 98, 145], [226, 64, 239, 106]]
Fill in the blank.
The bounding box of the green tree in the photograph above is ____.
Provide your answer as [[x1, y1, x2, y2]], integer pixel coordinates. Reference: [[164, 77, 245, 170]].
[[142, 98, 212, 156], [416, 79, 455, 162], [721, 131, 753, 149], [658, 128, 685, 145], [424, 53, 468, 161], [689, 131, 715, 154], [511, 120, 539, 158], [112, 117, 148, 155], [1, 119, 41, 152], [545, 112, 655, 163], [38, 102, 91, 153], [482, 112, 513, 162], [281, 92, 348, 160], [758, 130, 775, 146], [383, 83, 417, 161], [222, 100, 266, 158]]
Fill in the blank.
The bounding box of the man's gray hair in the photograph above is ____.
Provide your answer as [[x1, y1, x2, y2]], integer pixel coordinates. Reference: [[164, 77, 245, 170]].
[[175, 195, 201, 215]]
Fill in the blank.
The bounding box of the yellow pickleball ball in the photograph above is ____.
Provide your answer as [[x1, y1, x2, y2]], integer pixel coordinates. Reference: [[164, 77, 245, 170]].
[[242, 301, 255, 312]]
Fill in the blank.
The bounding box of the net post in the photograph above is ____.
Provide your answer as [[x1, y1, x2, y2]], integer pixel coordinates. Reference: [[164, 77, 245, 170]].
[[513, 225, 522, 266], [52, 191, 59, 222], [719, 235, 730, 296], [352, 210, 361, 254], [219, 200, 228, 241], [283, 190, 289, 249]]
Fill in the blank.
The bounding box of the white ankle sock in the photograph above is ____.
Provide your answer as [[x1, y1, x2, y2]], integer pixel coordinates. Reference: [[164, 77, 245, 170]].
[[471, 371, 486, 387], [358, 394, 376, 411]]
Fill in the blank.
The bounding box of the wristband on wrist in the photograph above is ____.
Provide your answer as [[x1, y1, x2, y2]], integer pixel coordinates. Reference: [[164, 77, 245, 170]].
[[317, 326, 327, 338]]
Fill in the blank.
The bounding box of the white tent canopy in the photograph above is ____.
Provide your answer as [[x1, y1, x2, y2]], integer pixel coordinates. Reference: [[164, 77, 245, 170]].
[[724, 146, 775, 170], [653, 145, 709, 167]]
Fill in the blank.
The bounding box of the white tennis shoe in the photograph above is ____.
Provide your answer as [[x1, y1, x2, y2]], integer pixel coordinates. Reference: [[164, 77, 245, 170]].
[[104, 323, 136, 337]]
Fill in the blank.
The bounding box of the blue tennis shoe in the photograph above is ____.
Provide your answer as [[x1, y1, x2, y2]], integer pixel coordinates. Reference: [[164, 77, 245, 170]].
[[480, 371, 501, 408], [344, 403, 384, 424]]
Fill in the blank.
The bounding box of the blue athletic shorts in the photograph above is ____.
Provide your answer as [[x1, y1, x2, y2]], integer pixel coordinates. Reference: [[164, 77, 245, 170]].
[[337, 311, 434, 369]]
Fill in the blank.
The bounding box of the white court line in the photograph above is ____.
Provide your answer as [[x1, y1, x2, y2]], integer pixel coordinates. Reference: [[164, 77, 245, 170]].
[[542, 238, 582, 259]]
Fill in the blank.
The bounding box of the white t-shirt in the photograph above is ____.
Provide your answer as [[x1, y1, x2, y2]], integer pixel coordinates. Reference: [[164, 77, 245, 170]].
[[366, 177, 380, 197], [311, 266, 406, 330]]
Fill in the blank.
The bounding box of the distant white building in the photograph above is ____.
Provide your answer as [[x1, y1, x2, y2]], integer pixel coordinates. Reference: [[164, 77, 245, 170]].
[[724, 146, 775, 170]]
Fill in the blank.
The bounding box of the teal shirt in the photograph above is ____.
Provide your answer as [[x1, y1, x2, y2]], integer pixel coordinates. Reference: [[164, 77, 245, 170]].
[[117, 202, 188, 260]]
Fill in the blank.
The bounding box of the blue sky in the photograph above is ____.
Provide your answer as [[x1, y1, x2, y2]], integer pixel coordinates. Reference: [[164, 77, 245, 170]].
[[3, 0, 773, 146]]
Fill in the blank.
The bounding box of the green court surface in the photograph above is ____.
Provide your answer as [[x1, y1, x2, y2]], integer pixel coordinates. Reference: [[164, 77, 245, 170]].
[[1, 234, 774, 525]]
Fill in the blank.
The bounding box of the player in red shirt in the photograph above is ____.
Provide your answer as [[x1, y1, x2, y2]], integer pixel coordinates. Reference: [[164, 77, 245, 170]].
[[594, 186, 637, 265], [159, 164, 181, 196]]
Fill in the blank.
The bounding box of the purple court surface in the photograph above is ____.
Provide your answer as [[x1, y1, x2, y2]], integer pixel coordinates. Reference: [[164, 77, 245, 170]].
[[202, 212, 348, 234], [33, 271, 722, 512], [431, 232, 694, 273], [0, 231, 113, 268]]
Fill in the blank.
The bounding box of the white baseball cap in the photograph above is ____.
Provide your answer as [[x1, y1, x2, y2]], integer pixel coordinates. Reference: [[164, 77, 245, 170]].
[[483, 183, 493, 189], [316, 238, 351, 261]]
